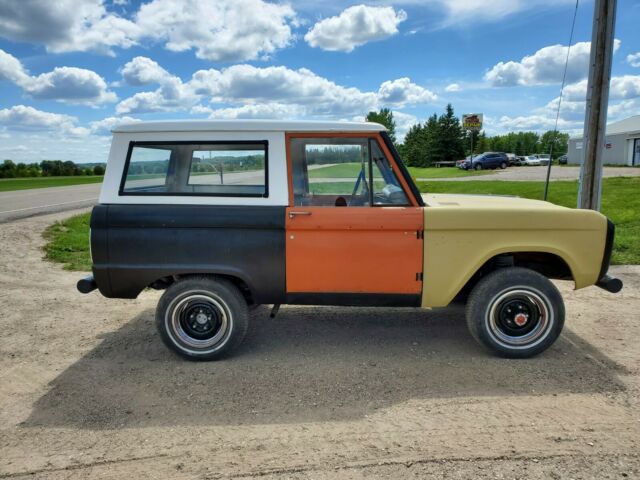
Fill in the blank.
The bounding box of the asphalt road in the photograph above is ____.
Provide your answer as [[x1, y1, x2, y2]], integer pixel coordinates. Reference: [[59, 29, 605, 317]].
[[0, 183, 100, 223]]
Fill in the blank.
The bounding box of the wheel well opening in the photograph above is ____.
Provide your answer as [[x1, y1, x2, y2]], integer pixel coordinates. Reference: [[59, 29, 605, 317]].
[[455, 252, 573, 301], [149, 274, 255, 305]]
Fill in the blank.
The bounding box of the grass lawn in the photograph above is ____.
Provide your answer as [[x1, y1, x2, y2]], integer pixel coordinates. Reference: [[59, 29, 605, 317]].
[[43, 177, 638, 271], [0, 176, 103, 192], [308, 162, 489, 179], [43, 213, 92, 271]]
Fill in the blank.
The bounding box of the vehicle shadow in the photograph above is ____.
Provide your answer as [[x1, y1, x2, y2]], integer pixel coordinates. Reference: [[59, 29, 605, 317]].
[[24, 305, 626, 429]]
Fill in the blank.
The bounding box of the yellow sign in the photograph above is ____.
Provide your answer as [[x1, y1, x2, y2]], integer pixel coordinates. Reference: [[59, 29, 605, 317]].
[[462, 113, 483, 130]]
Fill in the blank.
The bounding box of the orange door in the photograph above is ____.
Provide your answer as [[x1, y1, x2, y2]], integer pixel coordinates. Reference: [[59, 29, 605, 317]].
[[285, 133, 424, 295], [286, 206, 424, 293]]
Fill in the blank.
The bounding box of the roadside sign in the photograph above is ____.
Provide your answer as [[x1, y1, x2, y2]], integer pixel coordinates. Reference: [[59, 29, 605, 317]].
[[462, 113, 483, 131]]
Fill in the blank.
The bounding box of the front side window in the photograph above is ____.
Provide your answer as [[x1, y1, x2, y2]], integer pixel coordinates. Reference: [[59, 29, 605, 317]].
[[290, 137, 409, 207], [121, 141, 267, 196]]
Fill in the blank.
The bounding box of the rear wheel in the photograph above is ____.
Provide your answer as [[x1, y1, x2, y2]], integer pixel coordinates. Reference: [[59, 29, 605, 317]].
[[156, 277, 249, 360], [466, 268, 564, 358]]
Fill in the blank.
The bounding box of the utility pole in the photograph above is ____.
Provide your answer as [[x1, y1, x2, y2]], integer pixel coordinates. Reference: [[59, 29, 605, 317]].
[[577, 0, 617, 210]]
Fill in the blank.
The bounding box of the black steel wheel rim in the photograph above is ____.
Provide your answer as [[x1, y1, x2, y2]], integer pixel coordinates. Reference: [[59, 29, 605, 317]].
[[179, 301, 223, 340], [487, 288, 552, 348], [495, 295, 540, 337]]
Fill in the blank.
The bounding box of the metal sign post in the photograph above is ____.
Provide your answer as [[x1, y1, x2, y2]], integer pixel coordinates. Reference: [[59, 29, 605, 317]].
[[577, 0, 617, 211]]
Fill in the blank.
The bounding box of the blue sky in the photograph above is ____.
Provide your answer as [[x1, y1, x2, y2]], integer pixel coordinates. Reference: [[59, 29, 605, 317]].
[[0, 0, 638, 163]]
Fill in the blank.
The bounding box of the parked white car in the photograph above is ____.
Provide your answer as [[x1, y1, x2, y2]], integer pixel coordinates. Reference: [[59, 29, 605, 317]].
[[522, 155, 542, 166]]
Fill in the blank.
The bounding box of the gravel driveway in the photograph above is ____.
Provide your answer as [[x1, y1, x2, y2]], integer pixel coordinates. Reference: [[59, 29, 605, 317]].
[[1, 210, 639, 479], [418, 166, 640, 182]]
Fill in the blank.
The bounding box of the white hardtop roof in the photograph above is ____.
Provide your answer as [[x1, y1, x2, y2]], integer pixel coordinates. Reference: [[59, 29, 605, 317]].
[[112, 119, 387, 134]]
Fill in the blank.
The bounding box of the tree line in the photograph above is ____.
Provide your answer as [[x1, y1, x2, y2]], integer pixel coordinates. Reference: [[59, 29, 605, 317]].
[[0, 159, 105, 179], [366, 106, 569, 168]]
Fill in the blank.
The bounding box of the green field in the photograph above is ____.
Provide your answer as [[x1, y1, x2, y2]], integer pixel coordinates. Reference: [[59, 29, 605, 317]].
[[308, 163, 489, 179], [43, 177, 639, 271], [43, 213, 92, 271], [0, 176, 104, 192]]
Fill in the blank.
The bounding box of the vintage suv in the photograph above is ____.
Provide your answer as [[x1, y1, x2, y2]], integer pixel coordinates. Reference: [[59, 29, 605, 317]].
[[78, 120, 622, 360]]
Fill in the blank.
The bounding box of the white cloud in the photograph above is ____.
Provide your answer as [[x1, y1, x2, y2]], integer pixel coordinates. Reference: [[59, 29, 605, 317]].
[[89, 116, 141, 135], [378, 77, 437, 106], [444, 83, 460, 92], [390, 110, 418, 141], [497, 114, 579, 132], [562, 75, 640, 102], [120, 56, 171, 85], [116, 80, 198, 114], [0, 48, 30, 85], [0, 0, 140, 55], [208, 103, 304, 119], [485, 40, 621, 87], [607, 98, 640, 120], [627, 52, 640, 68], [0, 105, 88, 136], [135, 0, 296, 61], [0, 0, 297, 61], [115, 59, 436, 118], [430, 0, 576, 25], [304, 5, 406, 52], [0, 49, 116, 104]]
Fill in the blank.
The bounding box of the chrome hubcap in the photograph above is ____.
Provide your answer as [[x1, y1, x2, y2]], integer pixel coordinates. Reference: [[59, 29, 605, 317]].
[[167, 292, 231, 352], [487, 288, 552, 349]]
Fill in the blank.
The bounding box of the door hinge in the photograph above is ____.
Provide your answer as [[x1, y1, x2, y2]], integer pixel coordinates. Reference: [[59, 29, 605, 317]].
[[416, 230, 424, 239], [416, 272, 423, 281]]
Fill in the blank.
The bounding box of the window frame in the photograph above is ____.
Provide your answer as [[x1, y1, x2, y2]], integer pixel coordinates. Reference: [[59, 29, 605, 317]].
[[119, 140, 269, 198], [285, 132, 417, 208]]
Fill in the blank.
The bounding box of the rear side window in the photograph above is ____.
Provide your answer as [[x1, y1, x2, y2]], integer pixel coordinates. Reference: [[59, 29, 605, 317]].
[[121, 141, 268, 197]]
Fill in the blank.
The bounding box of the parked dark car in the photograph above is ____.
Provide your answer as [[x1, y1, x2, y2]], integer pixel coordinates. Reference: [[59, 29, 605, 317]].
[[558, 154, 568, 165], [457, 152, 509, 170]]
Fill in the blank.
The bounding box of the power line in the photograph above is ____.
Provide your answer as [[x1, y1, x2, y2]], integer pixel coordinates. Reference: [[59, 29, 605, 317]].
[[543, 0, 580, 201]]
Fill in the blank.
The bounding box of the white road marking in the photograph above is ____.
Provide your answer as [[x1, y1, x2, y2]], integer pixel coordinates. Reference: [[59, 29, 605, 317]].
[[0, 197, 97, 214]]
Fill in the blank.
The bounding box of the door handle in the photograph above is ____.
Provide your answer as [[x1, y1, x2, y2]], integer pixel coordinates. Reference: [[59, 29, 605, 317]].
[[289, 211, 312, 218]]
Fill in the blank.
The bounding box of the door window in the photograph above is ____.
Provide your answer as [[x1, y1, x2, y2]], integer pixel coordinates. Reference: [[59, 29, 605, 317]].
[[290, 137, 408, 207]]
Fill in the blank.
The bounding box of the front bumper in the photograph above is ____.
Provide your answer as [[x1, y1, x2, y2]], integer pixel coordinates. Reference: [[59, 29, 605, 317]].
[[595, 219, 623, 293]]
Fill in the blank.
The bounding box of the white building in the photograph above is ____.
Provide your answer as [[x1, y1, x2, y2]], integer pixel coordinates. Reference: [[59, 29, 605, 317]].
[[568, 115, 640, 166]]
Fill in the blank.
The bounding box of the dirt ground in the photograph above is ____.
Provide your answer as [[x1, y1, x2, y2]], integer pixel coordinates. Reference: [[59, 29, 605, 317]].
[[1, 209, 639, 479]]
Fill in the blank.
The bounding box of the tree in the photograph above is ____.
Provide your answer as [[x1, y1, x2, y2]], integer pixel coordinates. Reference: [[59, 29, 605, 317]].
[[539, 131, 569, 158], [93, 165, 105, 175], [437, 104, 465, 162], [400, 123, 428, 167], [366, 108, 397, 144]]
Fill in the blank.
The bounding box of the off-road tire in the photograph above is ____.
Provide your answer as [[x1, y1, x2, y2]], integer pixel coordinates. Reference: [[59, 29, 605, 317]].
[[466, 267, 564, 358], [156, 277, 249, 361]]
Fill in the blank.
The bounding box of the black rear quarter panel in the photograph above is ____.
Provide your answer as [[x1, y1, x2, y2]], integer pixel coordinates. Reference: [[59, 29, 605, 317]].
[[91, 204, 286, 302]]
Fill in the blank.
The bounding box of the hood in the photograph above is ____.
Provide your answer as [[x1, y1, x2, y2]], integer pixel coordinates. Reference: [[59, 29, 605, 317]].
[[423, 193, 565, 211]]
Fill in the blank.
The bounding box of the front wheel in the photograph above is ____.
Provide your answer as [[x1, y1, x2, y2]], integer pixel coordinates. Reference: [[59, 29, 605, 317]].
[[500, 161, 507, 169], [474, 164, 482, 170], [156, 277, 249, 360], [466, 268, 564, 358]]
